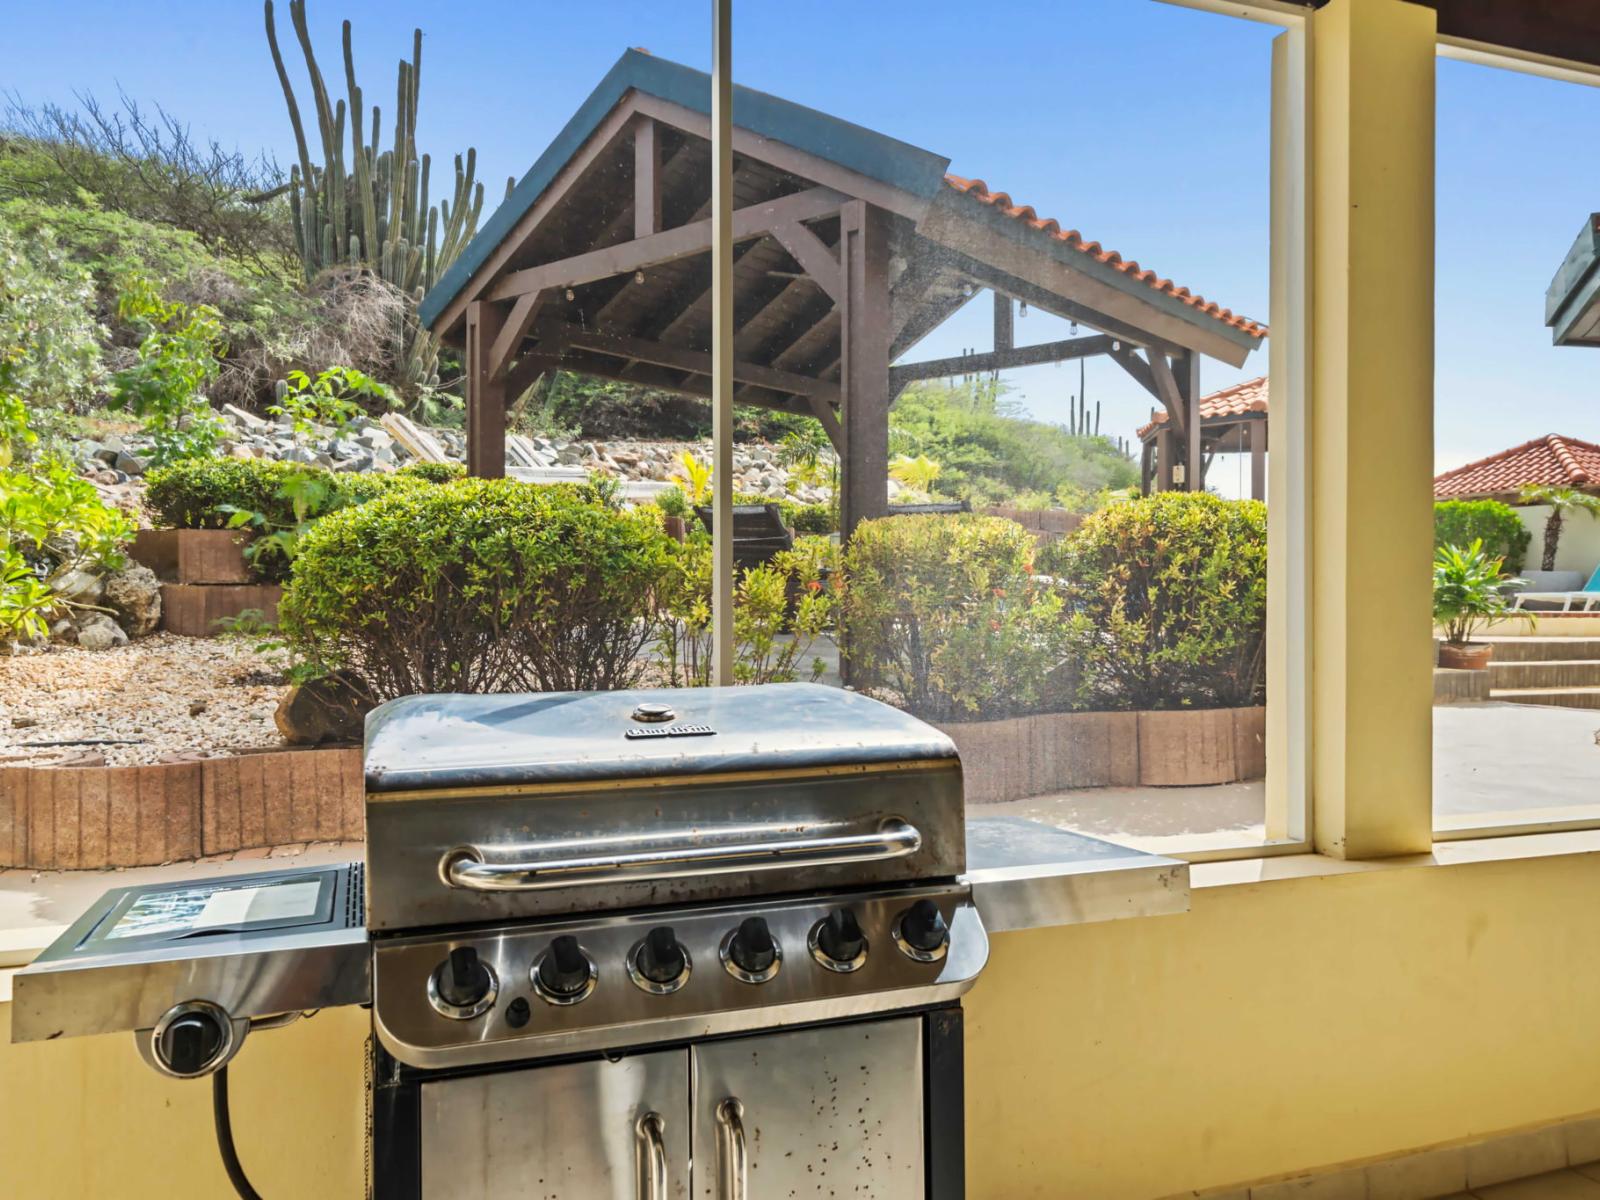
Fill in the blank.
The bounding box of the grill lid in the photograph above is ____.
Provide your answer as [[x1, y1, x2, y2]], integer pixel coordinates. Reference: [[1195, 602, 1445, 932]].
[[364, 683, 957, 793]]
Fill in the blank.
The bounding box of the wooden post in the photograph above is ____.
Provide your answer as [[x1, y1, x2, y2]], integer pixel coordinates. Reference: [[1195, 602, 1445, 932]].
[[839, 199, 892, 540], [1140, 440, 1154, 496], [1249, 419, 1266, 502], [709, 0, 735, 686], [1175, 350, 1202, 492], [1156, 427, 1174, 492], [993, 291, 1013, 353], [465, 300, 508, 479]]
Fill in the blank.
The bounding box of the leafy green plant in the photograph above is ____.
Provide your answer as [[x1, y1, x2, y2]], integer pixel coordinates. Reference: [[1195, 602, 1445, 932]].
[[1043, 491, 1267, 710], [674, 452, 712, 505], [1433, 539, 1532, 645], [1434, 499, 1531, 576], [839, 514, 1069, 721], [0, 547, 58, 642], [219, 467, 343, 577], [889, 454, 942, 494], [107, 274, 225, 466], [395, 461, 465, 484], [656, 485, 689, 520], [655, 535, 840, 687], [1516, 484, 1600, 572], [0, 221, 104, 425], [780, 501, 836, 536], [270, 366, 394, 444], [279, 479, 672, 702]]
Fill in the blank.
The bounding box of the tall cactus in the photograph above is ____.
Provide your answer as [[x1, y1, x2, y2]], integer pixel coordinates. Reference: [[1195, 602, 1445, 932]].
[[264, 0, 489, 396]]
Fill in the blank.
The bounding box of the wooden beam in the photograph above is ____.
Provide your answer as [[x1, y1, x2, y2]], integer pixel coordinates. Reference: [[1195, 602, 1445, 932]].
[[630, 91, 931, 223], [769, 220, 843, 304], [839, 200, 891, 539], [487, 186, 847, 301], [1156, 426, 1175, 492], [804, 393, 846, 452], [1174, 350, 1202, 493], [1140, 439, 1154, 496], [1108, 342, 1162, 404], [891, 334, 1114, 389], [560, 326, 842, 404], [487, 290, 546, 377], [891, 286, 978, 361], [634, 116, 660, 240], [993, 291, 1014, 352], [465, 300, 508, 479]]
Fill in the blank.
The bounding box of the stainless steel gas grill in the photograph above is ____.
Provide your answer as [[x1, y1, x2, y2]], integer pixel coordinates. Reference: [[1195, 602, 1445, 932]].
[[362, 683, 984, 1198]]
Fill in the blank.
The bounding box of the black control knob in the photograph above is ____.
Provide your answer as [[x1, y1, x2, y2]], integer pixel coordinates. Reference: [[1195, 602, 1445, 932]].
[[435, 946, 493, 1010], [727, 916, 778, 975], [159, 1010, 226, 1076], [636, 926, 688, 985], [536, 935, 593, 1000], [816, 907, 866, 964], [899, 899, 949, 956]]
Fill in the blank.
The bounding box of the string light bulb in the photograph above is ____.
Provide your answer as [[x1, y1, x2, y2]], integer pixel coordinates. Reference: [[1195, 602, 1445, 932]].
[[565, 288, 575, 301], [634, 271, 645, 284], [1018, 301, 1028, 318]]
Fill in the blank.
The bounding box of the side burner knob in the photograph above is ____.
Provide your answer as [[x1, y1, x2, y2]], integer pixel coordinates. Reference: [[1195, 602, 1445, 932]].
[[533, 935, 596, 1004], [159, 1010, 226, 1077], [429, 946, 497, 1019], [895, 899, 950, 961], [722, 916, 781, 983]]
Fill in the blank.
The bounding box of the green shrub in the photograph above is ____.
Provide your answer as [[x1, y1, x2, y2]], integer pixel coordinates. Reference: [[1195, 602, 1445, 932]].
[[1042, 492, 1266, 710], [280, 479, 673, 702], [0, 222, 103, 426], [107, 275, 226, 466], [396, 461, 466, 485], [839, 514, 1069, 721], [655, 484, 688, 519], [1434, 499, 1530, 575], [656, 535, 840, 687], [780, 500, 836, 535], [146, 459, 313, 529]]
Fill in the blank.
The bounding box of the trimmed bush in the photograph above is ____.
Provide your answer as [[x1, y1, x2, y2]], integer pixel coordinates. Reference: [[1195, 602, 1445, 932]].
[[280, 478, 672, 702], [780, 500, 837, 535], [1042, 491, 1266, 710], [396, 461, 466, 484], [1433, 499, 1530, 575], [145, 458, 404, 530], [839, 514, 1069, 721]]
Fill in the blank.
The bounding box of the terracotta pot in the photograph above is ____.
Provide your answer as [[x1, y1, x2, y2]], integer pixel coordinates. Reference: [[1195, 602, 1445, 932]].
[[1438, 640, 1492, 670]]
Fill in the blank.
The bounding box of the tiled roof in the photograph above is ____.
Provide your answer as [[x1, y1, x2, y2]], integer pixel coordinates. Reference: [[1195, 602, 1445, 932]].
[[1433, 434, 1600, 499], [1135, 375, 1268, 440], [945, 175, 1269, 342]]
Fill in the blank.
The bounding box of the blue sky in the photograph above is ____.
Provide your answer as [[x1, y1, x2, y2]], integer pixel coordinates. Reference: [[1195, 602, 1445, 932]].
[[4, 2, 1595, 478]]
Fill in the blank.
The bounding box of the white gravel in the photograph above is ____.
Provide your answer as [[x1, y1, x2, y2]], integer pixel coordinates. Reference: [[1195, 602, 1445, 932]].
[[0, 634, 288, 767]]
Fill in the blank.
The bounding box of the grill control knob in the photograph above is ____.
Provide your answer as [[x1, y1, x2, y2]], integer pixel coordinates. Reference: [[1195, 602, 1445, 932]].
[[159, 1011, 226, 1077], [811, 906, 868, 972], [429, 946, 497, 1019], [722, 916, 781, 983], [639, 926, 688, 984], [533, 935, 597, 1005], [895, 899, 950, 962]]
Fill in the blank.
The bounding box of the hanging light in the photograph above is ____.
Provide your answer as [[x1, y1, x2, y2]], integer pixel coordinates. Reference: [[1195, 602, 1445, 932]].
[[565, 288, 576, 301], [1018, 301, 1028, 318], [634, 271, 645, 285]]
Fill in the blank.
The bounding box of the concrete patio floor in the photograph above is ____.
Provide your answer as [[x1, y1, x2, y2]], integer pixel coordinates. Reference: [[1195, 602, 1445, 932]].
[[979, 701, 1600, 853]]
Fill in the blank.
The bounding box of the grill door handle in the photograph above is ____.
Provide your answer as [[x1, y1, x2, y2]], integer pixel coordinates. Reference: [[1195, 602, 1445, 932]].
[[635, 1111, 667, 1200], [715, 1098, 747, 1200], [443, 819, 922, 892]]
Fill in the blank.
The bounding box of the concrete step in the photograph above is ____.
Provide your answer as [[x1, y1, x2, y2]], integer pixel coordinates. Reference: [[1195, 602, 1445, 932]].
[[1489, 685, 1600, 710], [1488, 659, 1600, 688], [1475, 636, 1600, 662]]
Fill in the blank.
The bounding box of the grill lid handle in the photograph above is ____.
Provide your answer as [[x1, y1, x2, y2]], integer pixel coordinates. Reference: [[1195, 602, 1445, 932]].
[[441, 818, 923, 893]]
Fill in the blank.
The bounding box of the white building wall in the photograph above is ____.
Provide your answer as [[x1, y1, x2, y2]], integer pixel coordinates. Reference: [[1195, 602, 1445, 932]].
[[1514, 503, 1600, 575]]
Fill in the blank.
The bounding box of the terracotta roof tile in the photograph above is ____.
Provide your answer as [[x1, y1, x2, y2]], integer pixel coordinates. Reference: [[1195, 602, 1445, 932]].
[[1135, 375, 1268, 440], [945, 175, 1269, 341], [1433, 434, 1600, 500]]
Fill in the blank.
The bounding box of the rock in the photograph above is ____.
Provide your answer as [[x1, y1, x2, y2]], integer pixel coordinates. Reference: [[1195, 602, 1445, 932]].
[[11, 715, 39, 728], [101, 433, 126, 455], [76, 616, 129, 651], [274, 673, 369, 745], [103, 563, 162, 637], [114, 449, 148, 476], [282, 445, 317, 464], [51, 568, 105, 604], [50, 618, 74, 642], [189, 699, 208, 717]]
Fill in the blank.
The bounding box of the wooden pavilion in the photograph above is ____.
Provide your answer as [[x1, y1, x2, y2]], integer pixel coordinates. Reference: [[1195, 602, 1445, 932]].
[[1137, 375, 1269, 499], [419, 50, 1267, 536]]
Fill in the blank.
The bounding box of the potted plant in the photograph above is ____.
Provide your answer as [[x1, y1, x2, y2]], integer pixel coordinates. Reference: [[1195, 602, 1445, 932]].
[[1433, 539, 1532, 669]]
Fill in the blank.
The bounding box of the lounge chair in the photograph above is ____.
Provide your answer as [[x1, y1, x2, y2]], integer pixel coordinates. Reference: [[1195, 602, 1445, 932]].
[[1511, 565, 1600, 612]]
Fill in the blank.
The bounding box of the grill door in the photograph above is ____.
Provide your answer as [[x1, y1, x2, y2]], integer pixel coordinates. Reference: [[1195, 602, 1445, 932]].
[[690, 1018, 925, 1198], [420, 1049, 690, 1199]]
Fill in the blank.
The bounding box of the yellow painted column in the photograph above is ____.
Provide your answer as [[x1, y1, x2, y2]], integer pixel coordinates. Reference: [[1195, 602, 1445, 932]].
[[1310, 0, 1437, 858]]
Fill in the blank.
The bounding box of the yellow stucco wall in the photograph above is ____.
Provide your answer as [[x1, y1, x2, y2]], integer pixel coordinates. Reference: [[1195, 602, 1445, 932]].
[[4, 850, 1600, 1198]]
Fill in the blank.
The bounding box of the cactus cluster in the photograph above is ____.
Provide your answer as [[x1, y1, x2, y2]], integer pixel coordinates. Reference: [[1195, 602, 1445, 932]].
[[264, 0, 492, 396], [1066, 391, 1101, 438]]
